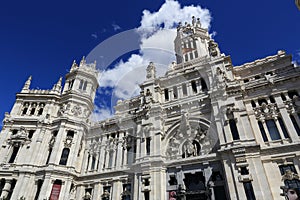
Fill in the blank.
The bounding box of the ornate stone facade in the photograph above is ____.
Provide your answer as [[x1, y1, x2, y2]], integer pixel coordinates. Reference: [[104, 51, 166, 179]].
[[0, 17, 300, 200]]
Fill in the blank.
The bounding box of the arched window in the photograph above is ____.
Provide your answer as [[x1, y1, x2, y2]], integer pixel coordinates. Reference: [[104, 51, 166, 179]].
[[266, 119, 281, 140], [281, 93, 287, 101], [22, 103, 29, 115], [59, 148, 70, 165], [37, 103, 44, 115], [30, 103, 37, 115], [50, 180, 62, 200], [258, 121, 268, 142], [269, 95, 276, 103]]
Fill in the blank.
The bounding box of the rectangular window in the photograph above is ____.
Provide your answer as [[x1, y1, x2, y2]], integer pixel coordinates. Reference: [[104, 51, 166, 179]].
[[146, 137, 151, 155], [164, 89, 169, 101], [279, 164, 297, 175], [243, 181, 256, 200], [266, 119, 281, 140], [144, 191, 150, 200], [229, 119, 240, 140]]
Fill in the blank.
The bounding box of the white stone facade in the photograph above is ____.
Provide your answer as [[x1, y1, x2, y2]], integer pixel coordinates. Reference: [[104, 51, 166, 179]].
[[0, 17, 300, 200]]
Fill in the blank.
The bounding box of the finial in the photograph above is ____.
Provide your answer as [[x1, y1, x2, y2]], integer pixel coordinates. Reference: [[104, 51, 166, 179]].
[[57, 77, 62, 86], [80, 56, 86, 66], [22, 75, 32, 92], [52, 76, 63, 93], [71, 60, 78, 71]]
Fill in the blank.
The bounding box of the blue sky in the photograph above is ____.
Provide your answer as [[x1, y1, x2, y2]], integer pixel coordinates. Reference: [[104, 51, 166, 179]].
[[0, 0, 299, 125]]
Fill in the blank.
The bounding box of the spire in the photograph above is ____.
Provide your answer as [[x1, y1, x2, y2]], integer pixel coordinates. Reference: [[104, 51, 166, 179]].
[[70, 60, 78, 72], [80, 56, 86, 67], [52, 77, 63, 94], [21, 76, 32, 92]]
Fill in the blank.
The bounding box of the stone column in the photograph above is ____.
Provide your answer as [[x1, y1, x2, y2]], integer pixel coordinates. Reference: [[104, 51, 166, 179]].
[[275, 95, 300, 142], [116, 132, 124, 169], [112, 181, 123, 200], [140, 138, 146, 159], [69, 131, 82, 167], [81, 149, 89, 173], [262, 120, 272, 141], [98, 136, 107, 171], [10, 174, 25, 199], [75, 185, 85, 200], [223, 120, 233, 143], [177, 85, 183, 98], [122, 146, 128, 167], [246, 107, 265, 145], [0, 179, 12, 199], [135, 137, 141, 160], [38, 175, 52, 199], [93, 182, 103, 200], [49, 126, 65, 164], [153, 132, 161, 157], [187, 82, 192, 96], [274, 118, 286, 140], [221, 157, 238, 200], [133, 173, 141, 200], [105, 151, 110, 170], [151, 169, 167, 200], [169, 89, 173, 101], [60, 179, 72, 200]]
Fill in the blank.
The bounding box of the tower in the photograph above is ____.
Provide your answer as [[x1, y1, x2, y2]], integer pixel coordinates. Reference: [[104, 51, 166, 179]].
[[0, 57, 98, 200]]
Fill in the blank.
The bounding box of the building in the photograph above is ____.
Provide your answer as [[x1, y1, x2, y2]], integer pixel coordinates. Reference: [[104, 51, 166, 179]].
[[0, 16, 300, 200], [296, 0, 300, 10]]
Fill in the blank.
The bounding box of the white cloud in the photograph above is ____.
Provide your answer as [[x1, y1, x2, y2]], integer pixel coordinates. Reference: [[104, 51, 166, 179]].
[[91, 104, 113, 121], [92, 0, 212, 121]]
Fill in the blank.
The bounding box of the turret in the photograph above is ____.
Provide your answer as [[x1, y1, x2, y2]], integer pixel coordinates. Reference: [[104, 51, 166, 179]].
[[174, 16, 221, 64], [62, 56, 99, 102]]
